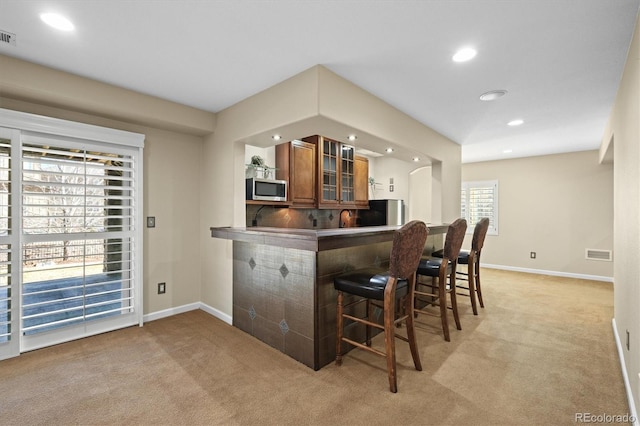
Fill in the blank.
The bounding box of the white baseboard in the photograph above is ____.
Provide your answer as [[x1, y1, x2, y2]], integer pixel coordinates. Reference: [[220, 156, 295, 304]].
[[482, 263, 613, 283], [143, 302, 232, 325], [199, 302, 233, 325], [612, 318, 639, 425], [143, 302, 200, 323]]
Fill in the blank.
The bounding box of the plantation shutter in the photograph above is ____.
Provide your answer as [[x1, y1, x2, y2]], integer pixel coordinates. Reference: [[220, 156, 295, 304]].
[[0, 135, 13, 352], [20, 133, 141, 351], [461, 181, 499, 235], [0, 108, 144, 359], [460, 185, 467, 225]]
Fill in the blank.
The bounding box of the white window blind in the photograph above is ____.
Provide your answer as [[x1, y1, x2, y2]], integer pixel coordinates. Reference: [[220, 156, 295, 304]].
[[461, 180, 498, 235], [0, 137, 11, 344], [0, 108, 143, 359], [20, 137, 138, 339]]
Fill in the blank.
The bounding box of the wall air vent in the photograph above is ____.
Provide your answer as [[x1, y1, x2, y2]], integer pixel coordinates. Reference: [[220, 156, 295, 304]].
[[1, 29, 16, 46], [585, 249, 612, 261]]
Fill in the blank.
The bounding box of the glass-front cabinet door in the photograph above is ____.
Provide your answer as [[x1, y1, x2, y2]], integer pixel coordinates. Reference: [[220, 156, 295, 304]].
[[340, 145, 355, 203], [316, 136, 356, 207], [301, 135, 364, 208], [321, 137, 339, 205]]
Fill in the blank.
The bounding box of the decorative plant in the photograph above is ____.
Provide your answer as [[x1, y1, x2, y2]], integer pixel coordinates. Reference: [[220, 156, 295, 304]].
[[246, 155, 276, 179], [369, 177, 377, 199], [250, 155, 265, 167]]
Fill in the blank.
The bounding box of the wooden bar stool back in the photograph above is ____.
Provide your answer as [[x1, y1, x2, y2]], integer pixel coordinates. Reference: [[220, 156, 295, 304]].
[[432, 217, 490, 315], [334, 220, 428, 393], [414, 218, 467, 341], [462, 217, 490, 314]]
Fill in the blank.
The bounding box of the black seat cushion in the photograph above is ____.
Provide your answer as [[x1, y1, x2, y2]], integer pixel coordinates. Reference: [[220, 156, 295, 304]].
[[431, 249, 470, 264], [416, 257, 452, 276], [334, 267, 408, 301]]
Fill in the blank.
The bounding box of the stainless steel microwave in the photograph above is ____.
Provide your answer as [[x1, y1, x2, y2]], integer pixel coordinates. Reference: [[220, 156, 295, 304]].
[[246, 178, 287, 201]]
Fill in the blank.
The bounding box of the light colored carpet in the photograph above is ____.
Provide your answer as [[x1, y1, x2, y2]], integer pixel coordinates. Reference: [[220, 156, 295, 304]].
[[0, 269, 629, 425]]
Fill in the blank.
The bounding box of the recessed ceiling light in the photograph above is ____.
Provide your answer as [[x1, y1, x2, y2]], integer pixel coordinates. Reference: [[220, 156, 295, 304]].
[[508, 119, 524, 126], [347, 135, 357, 141], [452, 47, 477, 63], [479, 90, 508, 101], [40, 13, 75, 31], [413, 157, 420, 162], [272, 134, 281, 141], [385, 148, 394, 153], [503, 149, 513, 154]]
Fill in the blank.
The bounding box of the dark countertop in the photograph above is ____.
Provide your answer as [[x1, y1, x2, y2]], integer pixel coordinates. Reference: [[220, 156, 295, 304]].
[[210, 223, 449, 252]]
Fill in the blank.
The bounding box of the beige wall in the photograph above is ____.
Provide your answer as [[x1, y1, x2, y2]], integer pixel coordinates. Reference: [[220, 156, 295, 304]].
[[200, 65, 462, 317], [409, 166, 433, 223], [369, 156, 415, 207], [316, 66, 461, 222], [0, 57, 462, 323], [603, 13, 640, 414], [0, 55, 208, 316], [463, 150, 613, 280]]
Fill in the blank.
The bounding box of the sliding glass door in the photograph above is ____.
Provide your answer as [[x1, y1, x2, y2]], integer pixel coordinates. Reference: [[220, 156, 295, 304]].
[[20, 136, 138, 350], [0, 130, 18, 359], [0, 109, 143, 358]]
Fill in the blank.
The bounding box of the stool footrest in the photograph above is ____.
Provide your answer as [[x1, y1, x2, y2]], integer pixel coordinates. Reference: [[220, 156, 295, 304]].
[[415, 310, 440, 318], [341, 337, 386, 358], [342, 313, 384, 331]]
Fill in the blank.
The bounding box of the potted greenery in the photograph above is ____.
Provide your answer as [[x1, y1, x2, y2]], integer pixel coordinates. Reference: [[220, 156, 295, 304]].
[[369, 177, 378, 199], [246, 155, 276, 179]]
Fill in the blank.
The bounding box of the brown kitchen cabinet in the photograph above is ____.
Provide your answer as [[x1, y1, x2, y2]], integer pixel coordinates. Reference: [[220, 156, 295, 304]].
[[302, 135, 368, 209], [354, 155, 369, 207], [276, 139, 317, 207], [276, 135, 368, 209]]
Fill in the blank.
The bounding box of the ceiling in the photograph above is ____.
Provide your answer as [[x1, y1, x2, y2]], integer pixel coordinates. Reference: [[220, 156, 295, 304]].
[[1, 0, 638, 163]]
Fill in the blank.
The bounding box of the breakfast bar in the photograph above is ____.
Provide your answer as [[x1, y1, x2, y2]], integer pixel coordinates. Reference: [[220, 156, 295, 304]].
[[210, 224, 448, 370]]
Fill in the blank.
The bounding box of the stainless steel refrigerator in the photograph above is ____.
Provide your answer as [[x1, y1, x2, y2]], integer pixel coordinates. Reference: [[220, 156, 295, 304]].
[[359, 199, 405, 226]]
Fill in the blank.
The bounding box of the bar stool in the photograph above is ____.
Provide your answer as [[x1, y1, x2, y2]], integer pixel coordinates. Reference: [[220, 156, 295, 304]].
[[432, 217, 490, 315], [334, 220, 428, 393], [414, 218, 467, 342]]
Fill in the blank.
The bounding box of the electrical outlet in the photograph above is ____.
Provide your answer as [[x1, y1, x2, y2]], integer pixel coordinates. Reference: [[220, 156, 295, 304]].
[[147, 216, 156, 228], [157, 282, 166, 294], [627, 330, 630, 350], [530, 251, 536, 259]]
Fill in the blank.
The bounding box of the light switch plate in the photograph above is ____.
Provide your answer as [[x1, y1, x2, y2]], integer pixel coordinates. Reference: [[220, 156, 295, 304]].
[[147, 216, 156, 228]]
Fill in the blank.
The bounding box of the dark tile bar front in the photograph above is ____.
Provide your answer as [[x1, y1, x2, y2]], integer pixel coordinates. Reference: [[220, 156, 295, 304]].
[[211, 224, 447, 370]]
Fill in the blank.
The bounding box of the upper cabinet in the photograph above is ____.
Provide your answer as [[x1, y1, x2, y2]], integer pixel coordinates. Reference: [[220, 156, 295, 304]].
[[276, 135, 369, 209], [276, 139, 317, 207], [354, 155, 369, 207]]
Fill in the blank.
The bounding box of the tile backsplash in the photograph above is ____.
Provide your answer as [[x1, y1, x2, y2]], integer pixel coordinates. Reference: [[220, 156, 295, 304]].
[[246, 205, 360, 229]]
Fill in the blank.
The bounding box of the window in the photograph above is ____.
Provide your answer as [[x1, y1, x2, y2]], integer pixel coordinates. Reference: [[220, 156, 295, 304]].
[[0, 108, 144, 359], [461, 180, 498, 235], [21, 139, 137, 341], [0, 137, 11, 349]]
